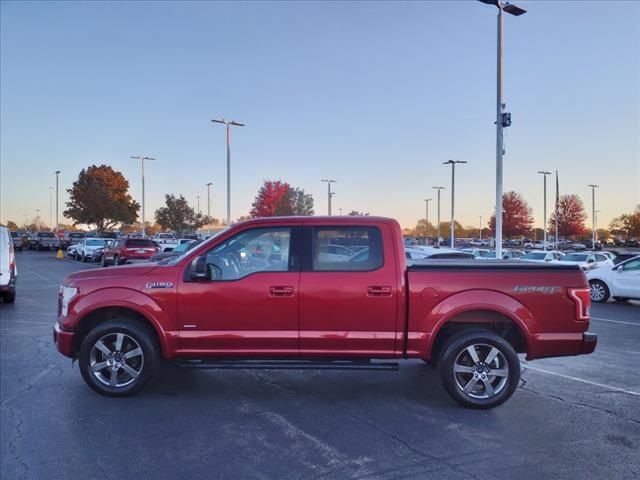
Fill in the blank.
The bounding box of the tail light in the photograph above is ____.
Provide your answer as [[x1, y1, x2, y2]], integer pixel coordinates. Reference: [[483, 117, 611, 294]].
[[568, 288, 591, 321]]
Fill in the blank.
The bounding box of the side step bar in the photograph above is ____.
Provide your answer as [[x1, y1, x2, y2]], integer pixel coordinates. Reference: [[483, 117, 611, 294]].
[[175, 359, 400, 372]]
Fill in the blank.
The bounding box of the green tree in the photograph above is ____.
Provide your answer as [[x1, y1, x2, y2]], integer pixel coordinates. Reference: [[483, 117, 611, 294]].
[[348, 211, 369, 216], [64, 165, 139, 234], [609, 211, 640, 238], [289, 188, 314, 216], [412, 219, 435, 237], [6, 221, 18, 231], [155, 194, 211, 236]]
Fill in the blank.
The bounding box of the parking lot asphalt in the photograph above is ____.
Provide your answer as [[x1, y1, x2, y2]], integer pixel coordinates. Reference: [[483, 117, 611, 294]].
[[1, 251, 639, 480]]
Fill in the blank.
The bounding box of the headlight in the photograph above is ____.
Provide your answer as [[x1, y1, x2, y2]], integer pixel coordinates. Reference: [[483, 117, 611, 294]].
[[59, 285, 78, 316]]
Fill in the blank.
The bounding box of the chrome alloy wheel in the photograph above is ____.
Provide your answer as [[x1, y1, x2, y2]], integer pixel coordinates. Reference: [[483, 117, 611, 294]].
[[590, 282, 606, 302], [453, 343, 509, 400], [89, 333, 144, 388]]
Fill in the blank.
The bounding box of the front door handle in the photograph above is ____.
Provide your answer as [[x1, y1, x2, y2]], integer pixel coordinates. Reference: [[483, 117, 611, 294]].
[[367, 286, 392, 297], [270, 286, 294, 297]]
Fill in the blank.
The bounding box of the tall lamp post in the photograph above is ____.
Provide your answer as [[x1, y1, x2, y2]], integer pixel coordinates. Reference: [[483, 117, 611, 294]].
[[321, 179, 337, 215], [479, 216, 483, 241], [588, 184, 599, 249], [479, 0, 526, 258], [443, 160, 467, 248], [424, 198, 432, 242], [538, 171, 551, 251], [49, 187, 53, 230], [211, 118, 245, 226], [130, 155, 156, 237], [433, 186, 445, 246], [55, 171, 61, 233]]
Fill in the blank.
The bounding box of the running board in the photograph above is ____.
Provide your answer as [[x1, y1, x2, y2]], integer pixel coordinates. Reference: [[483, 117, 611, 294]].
[[175, 359, 399, 371]]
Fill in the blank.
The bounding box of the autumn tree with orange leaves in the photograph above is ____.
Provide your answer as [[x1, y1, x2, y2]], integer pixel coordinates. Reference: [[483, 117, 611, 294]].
[[250, 180, 314, 217], [488, 191, 534, 239], [549, 194, 587, 239]]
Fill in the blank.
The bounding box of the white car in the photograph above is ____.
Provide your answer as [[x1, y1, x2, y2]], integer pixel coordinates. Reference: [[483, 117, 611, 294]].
[[0, 226, 17, 303], [408, 246, 474, 260], [66, 244, 79, 257], [475, 249, 526, 260], [554, 252, 614, 271], [587, 256, 640, 303], [460, 248, 492, 258], [74, 238, 108, 262], [317, 244, 354, 263], [521, 251, 565, 263], [152, 233, 179, 252]]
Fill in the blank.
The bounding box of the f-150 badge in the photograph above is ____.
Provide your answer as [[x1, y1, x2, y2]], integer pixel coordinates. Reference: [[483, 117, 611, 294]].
[[145, 282, 174, 289]]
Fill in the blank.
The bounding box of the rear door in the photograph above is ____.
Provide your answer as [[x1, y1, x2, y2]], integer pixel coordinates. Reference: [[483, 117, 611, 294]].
[[298, 224, 399, 357], [611, 258, 640, 298]]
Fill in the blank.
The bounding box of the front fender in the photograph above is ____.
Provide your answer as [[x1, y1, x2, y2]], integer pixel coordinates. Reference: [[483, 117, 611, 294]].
[[65, 287, 173, 357], [414, 289, 534, 359]]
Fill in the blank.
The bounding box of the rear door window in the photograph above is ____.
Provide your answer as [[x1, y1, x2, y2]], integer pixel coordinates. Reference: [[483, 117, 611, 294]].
[[311, 227, 383, 271]]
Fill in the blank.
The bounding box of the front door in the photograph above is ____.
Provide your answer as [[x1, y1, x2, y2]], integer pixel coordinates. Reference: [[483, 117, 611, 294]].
[[611, 258, 640, 298], [298, 225, 399, 357], [177, 226, 301, 356]]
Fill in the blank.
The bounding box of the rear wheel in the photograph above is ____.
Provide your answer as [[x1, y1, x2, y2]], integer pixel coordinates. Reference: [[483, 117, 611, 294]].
[[101, 255, 108, 267], [3, 291, 16, 303], [589, 280, 610, 303], [439, 330, 520, 409], [79, 319, 160, 397]]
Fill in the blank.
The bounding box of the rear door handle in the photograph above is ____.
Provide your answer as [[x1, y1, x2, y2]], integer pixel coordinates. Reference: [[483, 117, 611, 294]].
[[367, 286, 392, 297], [270, 286, 294, 297]]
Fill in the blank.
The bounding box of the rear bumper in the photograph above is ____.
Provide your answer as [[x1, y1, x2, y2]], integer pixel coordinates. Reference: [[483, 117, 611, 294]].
[[527, 331, 598, 360], [53, 322, 74, 358]]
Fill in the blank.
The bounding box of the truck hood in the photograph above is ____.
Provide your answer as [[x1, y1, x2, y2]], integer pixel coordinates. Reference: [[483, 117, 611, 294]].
[[65, 264, 157, 284]]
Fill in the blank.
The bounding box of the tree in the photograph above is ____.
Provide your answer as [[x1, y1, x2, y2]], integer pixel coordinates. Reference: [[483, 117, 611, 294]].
[[155, 195, 211, 236], [412, 219, 435, 237], [250, 180, 314, 217], [609, 211, 640, 238], [348, 211, 369, 216], [488, 191, 534, 239], [64, 165, 139, 234], [6, 221, 18, 231], [548, 194, 587, 239]]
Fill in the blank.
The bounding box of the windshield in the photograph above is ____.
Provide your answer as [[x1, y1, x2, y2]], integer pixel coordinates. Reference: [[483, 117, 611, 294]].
[[161, 228, 229, 266], [563, 254, 589, 262], [478, 251, 495, 258], [38, 232, 55, 237], [69, 233, 84, 238], [523, 252, 547, 260], [86, 239, 106, 247]]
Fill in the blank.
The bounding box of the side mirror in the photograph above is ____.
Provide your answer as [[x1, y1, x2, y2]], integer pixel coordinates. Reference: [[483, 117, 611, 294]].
[[587, 258, 595, 263], [191, 256, 207, 280]]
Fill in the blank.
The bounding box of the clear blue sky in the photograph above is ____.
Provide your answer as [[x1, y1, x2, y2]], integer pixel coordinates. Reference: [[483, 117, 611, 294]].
[[1, 0, 638, 230]]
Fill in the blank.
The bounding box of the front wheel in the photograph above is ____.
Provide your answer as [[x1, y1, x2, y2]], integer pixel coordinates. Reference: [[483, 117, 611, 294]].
[[589, 280, 610, 303], [79, 320, 160, 397], [439, 330, 520, 409]]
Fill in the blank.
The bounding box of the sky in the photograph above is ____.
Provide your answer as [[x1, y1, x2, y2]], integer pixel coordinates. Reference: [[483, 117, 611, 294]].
[[1, 0, 639, 231]]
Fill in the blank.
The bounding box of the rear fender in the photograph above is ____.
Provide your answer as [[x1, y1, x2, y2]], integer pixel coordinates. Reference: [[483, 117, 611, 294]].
[[419, 289, 534, 359]]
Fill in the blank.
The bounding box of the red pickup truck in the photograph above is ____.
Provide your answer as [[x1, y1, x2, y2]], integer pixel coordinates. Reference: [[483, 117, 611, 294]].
[[54, 216, 596, 408]]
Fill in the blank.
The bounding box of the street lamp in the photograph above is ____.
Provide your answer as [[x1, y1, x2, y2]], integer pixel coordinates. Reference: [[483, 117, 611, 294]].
[[479, 215, 483, 241], [35, 209, 41, 231], [538, 171, 551, 251], [130, 155, 156, 237], [588, 184, 599, 249], [196, 195, 201, 214], [211, 118, 245, 226], [479, 0, 527, 258], [321, 179, 337, 215], [433, 186, 445, 246], [55, 171, 61, 233], [424, 198, 432, 242], [443, 160, 467, 248], [49, 187, 53, 230]]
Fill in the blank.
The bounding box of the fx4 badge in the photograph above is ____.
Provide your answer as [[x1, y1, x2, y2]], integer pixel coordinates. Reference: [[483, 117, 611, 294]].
[[513, 286, 559, 294], [145, 282, 174, 289]]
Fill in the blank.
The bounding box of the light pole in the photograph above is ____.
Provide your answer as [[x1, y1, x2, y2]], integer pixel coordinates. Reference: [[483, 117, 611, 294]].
[[588, 184, 599, 249], [433, 186, 445, 246], [321, 179, 337, 215], [443, 160, 467, 248], [55, 171, 61, 233], [479, 0, 526, 258], [130, 155, 156, 237], [206, 183, 212, 218], [594, 210, 600, 242], [424, 198, 432, 241], [36, 209, 41, 231], [339, 208, 343, 215], [211, 118, 245, 226], [196, 195, 201, 214], [538, 171, 551, 251], [49, 187, 53, 230], [479, 216, 483, 241]]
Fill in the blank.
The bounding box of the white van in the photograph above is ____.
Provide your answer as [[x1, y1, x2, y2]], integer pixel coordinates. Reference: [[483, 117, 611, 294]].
[[0, 226, 17, 303]]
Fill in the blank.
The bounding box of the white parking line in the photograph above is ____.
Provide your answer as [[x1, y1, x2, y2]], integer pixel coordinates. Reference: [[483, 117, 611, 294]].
[[591, 317, 639, 326], [523, 365, 640, 396]]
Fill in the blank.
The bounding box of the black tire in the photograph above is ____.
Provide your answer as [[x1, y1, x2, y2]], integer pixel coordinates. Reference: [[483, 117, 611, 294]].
[[3, 291, 16, 303], [613, 297, 629, 303], [81, 252, 87, 262], [589, 280, 610, 303], [79, 319, 160, 397], [114, 254, 120, 265], [35, 244, 40, 251], [101, 255, 108, 267], [439, 329, 520, 409]]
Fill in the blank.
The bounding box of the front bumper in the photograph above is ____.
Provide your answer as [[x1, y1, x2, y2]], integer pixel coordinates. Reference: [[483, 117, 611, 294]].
[[53, 322, 74, 357]]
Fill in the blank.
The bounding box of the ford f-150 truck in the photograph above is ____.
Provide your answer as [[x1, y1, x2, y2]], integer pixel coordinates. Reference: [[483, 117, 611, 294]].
[[54, 217, 596, 408]]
